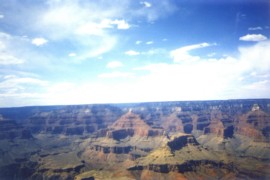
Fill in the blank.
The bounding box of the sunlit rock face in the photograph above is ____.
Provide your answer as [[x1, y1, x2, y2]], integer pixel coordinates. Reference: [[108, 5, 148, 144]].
[[110, 111, 151, 137], [128, 133, 237, 179], [109, 111, 163, 138], [0, 99, 269, 179]]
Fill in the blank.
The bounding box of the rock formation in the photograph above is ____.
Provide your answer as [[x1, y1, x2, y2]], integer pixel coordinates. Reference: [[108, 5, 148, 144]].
[[128, 133, 237, 179], [235, 104, 270, 142], [108, 111, 162, 139], [0, 99, 269, 179], [0, 115, 33, 140], [162, 112, 184, 132]]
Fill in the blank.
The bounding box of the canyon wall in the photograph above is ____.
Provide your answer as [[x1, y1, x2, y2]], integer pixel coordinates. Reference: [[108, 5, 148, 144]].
[[0, 99, 269, 179]]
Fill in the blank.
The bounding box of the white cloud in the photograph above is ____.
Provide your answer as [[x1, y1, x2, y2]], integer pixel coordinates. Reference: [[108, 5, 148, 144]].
[[0, 0, 176, 65], [239, 34, 267, 42], [40, 0, 172, 33], [13, 77, 47, 86], [47, 82, 75, 94], [0, 92, 45, 106], [99, 19, 114, 29], [0, 32, 59, 69], [75, 23, 106, 36], [75, 19, 130, 35], [0, 73, 50, 107], [111, 19, 130, 30], [31, 37, 48, 46], [207, 52, 216, 57], [238, 40, 270, 72], [0, 14, 4, 19], [248, 26, 263, 31], [0, 76, 48, 88], [0, 33, 25, 65], [170, 42, 211, 63], [3, 1, 270, 106], [140, 1, 152, 8], [0, 53, 24, 65], [245, 80, 269, 90], [98, 71, 133, 78], [0, 41, 5, 50], [141, 48, 167, 55], [106, 61, 123, 68], [0, 32, 11, 39], [37, 2, 121, 59], [136, 0, 177, 22], [3, 41, 268, 106], [132, 41, 270, 101], [124, 48, 166, 57], [146, 41, 153, 45], [0, 75, 47, 100], [136, 40, 142, 45], [68, 52, 77, 57], [36, 1, 136, 60], [37, 82, 131, 105], [125, 50, 140, 56], [3, 75, 17, 80], [72, 35, 117, 61]]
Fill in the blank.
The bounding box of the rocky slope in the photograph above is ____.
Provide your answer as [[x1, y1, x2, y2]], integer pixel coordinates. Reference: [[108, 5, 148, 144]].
[[128, 133, 237, 179], [0, 115, 32, 140], [0, 99, 269, 179], [235, 105, 270, 142], [24, 105, 123, 135]]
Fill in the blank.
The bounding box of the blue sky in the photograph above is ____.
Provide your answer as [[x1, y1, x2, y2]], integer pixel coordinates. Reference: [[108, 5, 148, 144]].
[[0, 0, 269, 107]]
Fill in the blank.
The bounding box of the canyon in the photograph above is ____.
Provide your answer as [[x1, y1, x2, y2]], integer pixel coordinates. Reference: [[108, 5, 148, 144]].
[[0, 99, 269, 179]]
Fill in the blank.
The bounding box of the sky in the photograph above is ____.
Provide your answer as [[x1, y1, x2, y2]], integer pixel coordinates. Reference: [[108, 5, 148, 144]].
[[0, 0, 270, 107]]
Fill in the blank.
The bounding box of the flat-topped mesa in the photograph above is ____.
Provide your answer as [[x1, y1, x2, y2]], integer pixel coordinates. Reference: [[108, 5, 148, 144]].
[[167, 133, 199, 151], [107, 111, 162, 139]]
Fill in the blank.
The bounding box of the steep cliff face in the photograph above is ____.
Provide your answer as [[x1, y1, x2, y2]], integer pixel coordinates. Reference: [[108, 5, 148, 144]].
[[203, 110, 225, 137], [189, 103, 270, 146], [109, 111, 162, 138], [80, 112, 167, 170], [0, 99, 270, 179], [128, 133, 237, 179], [162, 112, 184, 132], [194, 104, 270, 161], [110, 111, 152, 137], [235, 106, 270, 142], [0, 115, 33, 140], [25, 105, 123, 135], [1, 100, 268, 142]]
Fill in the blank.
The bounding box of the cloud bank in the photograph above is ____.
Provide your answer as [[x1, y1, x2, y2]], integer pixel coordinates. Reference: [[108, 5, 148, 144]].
[[239, 34, 267, 41]]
